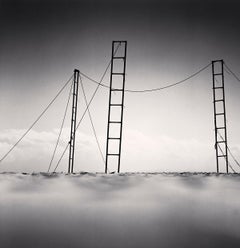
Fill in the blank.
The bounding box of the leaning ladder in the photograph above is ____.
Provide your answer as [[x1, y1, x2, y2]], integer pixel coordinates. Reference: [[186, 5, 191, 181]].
[[68, 69, 79, 173], [105, 41, 127, 173]]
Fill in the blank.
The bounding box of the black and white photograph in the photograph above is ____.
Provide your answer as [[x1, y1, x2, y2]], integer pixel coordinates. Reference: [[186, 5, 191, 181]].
[[1, 0, 240, 247]]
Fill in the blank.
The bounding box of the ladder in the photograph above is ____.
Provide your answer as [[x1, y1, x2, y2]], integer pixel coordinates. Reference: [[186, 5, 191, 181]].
[[68, 69, 79, 173], [105, 41, 127, 173], [212, 60, 228, 173]]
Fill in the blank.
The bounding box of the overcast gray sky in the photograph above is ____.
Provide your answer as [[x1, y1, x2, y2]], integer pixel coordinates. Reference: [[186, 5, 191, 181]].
[[1, 0, 240, 173]]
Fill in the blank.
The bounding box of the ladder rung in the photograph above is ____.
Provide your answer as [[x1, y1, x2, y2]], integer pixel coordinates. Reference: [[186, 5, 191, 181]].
[[218, 155, 226, 157], [113, 40, 127, 43], [111, 89, 123, 91], [212, 60, 223, 63], [216, 127, 225, 129], [107, 153, 120, 156], [109, 121, 121, 124], [108, 137, 121, 140], [214, 99, 223, 102], [217, 141, 226, 144], [113, 56, 125, 59], [110, 104, 122, 106], [213, 87, 223, 89], [216, 113, 224, 116], [112, 73, 124, 75], [214, 73, 223, 76]]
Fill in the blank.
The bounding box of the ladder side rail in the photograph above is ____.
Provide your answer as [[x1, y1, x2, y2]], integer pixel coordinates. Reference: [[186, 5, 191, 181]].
[[105, 42, 115, 173], [221, 60, 229, 173], [71, 70, 79, 173], [212, 61, 219, 173], [117, 41, 127, 173]]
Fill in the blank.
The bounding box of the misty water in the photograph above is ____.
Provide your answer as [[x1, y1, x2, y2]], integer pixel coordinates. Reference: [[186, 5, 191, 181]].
[[0, 172, 240, 248]]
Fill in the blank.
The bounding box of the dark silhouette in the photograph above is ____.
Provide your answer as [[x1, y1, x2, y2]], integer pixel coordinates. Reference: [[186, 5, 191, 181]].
[[105, 41, 127, 174], [212, 60, 229, 173], [68, 69, 80, 173]]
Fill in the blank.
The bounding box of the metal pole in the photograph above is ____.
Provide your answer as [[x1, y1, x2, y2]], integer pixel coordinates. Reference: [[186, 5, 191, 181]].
[[105, 42, 115, 173], [221, 60, 229, 173], [212, 61, 219, 173], [68, 69, 79, 173]]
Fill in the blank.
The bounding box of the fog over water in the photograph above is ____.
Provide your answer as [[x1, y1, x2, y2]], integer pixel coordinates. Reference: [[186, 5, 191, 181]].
[[0, 172, 240, 248]]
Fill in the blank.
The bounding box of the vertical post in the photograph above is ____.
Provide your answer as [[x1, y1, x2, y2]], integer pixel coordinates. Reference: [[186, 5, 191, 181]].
[[117, 43, 127, 173], [105, 43, 115, 174], [212, 60, 228, 173], [68, 69, 79, 173], [212, 62, 219, 173], [221, 61, 229, 173]]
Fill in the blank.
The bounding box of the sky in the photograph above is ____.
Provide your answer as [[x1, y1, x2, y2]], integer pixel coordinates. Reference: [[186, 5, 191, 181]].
[[1, 0, 240, 173]]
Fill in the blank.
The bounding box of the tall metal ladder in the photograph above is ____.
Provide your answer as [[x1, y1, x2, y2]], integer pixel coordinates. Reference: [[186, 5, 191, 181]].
[[68, 69, 79, 173], [105, 41, 127, 173], [212, 60, 228, 173]]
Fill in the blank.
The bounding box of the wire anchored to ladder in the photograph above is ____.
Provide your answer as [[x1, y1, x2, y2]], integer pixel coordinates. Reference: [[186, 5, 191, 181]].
[[79, 62, 211, 93], [47, 79, 74, 173], [217, 130, 240, 172], [0, 74, 74, 165], [53, 43, 122, 172], [80, 74, 105, 165], [217, 143, 236, 173], [2, 38, 239, 175], [224, 62, 240, 83]]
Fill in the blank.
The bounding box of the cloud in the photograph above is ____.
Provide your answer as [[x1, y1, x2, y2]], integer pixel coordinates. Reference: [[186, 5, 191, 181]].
[[0, 128, 238, 173], [121, 129, 214, 172], [0, 128, 106, 173]]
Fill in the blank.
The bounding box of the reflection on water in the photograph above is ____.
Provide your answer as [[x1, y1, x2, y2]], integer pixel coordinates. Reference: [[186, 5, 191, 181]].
[[0, 172, 240, 248]]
